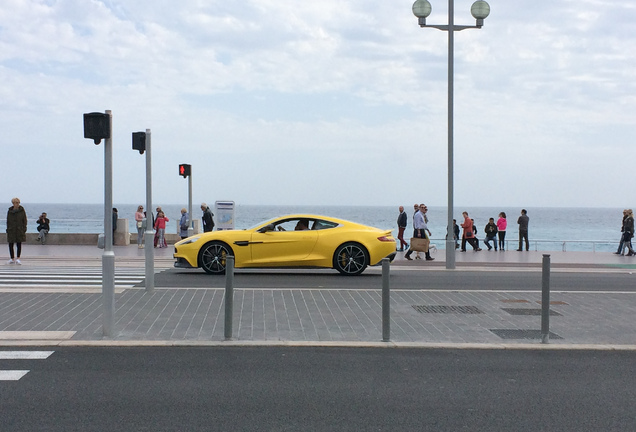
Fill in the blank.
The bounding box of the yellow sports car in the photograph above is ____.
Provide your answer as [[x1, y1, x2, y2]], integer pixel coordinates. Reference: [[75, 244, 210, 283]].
[[174, 214, 396, 275]]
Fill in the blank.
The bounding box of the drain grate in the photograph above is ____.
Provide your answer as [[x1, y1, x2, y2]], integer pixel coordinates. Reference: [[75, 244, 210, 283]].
[[502, 308, 562, 316], [537, 301, 569, 306], [500, 299, 530, 304], [490, 329, 563, 340], [412, 305, 484, 314]]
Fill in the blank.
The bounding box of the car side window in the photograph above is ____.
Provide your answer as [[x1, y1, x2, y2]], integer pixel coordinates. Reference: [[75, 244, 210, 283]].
[[274, 219, 313, 232], [311, 219, 339, 230]]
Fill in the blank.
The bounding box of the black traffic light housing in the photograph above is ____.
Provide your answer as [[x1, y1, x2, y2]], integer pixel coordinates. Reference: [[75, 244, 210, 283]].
[[132, 132, 146, 154], [179, 164, 191, 178], [83, 112, 111, 145]]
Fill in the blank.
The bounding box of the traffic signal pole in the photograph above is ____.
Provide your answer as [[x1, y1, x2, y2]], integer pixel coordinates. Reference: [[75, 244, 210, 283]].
[[188, 172, 193, 237], [144, 129, 154, 292], [102, 110, 115, 338]]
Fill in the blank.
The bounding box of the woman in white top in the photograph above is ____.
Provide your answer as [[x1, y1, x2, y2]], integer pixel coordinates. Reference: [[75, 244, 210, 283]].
[[135, 205, 145, 248]]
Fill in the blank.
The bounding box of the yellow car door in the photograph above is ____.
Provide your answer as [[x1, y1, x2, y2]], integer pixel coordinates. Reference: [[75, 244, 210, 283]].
[[250, 229, 319, 265]]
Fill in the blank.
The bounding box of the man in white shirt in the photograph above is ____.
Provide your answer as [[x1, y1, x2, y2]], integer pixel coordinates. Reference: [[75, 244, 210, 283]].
[[404, 204, 434, 261]]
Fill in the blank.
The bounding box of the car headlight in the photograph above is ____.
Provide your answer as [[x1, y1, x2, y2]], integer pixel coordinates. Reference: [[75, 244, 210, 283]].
[[177, 235, 201, 246]]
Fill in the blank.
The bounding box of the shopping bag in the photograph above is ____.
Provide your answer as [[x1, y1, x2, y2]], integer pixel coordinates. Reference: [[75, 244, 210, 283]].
[[410, 237, 430, 252]]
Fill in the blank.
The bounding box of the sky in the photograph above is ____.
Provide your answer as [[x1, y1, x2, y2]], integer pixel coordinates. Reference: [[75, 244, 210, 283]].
[[1, 0, 635, 208]]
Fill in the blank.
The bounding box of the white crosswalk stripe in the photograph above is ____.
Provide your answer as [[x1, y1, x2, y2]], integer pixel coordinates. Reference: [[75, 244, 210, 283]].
[[0, 350, 54, 381], [0, 266, 151, 291]]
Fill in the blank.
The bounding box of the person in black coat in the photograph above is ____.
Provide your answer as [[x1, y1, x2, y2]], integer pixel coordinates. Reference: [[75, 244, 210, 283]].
[[201, 203, 215, 233], [36, 212, 50, 245]]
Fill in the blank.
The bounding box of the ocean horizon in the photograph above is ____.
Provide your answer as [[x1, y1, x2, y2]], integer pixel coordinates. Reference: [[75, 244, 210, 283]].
[[1, 203, 628, 253]]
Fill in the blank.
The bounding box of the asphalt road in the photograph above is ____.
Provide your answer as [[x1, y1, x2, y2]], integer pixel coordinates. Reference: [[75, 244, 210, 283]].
[[1, 347, 635, 431], [153, 267, 636, 292]]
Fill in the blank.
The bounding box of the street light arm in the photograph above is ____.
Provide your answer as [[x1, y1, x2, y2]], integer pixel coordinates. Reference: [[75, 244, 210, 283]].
[[419, 24, 482, 31]]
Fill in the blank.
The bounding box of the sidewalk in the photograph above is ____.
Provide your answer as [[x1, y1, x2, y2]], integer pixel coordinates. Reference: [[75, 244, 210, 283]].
[[11, 243, 636, 269], [1, 245, 636, 348]]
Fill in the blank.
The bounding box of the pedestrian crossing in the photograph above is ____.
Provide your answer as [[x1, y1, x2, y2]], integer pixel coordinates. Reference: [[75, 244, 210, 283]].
[[0, 266, 153, 292], [0, 350, 54, 381]]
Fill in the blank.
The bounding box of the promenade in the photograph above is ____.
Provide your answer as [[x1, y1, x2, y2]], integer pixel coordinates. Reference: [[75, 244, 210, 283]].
[[1, 244, 636, 348]]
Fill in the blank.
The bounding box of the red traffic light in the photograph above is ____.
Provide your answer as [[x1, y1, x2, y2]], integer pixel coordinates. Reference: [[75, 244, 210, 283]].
[[179, 164, 191, 178]]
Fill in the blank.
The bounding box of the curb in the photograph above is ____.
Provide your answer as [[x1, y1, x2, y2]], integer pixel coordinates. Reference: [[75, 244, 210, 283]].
[[2, 340, 636, 351]]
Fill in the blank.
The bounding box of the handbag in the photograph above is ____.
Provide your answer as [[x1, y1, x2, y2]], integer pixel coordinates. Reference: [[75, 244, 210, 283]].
[[410, 237, 430, 252]]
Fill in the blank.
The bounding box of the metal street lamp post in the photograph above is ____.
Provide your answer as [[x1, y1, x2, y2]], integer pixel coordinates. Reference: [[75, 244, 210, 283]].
[[412, 0, 490, 270]]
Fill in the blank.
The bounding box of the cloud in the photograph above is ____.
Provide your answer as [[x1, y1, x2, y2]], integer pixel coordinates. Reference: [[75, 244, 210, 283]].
[[1, 0, 635, 209]]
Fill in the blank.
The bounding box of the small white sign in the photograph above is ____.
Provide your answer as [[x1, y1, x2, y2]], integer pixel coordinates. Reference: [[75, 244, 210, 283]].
[[215, 201, 235, 231]]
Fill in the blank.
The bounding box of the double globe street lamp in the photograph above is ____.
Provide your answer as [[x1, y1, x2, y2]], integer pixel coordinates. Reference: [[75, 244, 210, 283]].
[[411, 0, 490, 270]]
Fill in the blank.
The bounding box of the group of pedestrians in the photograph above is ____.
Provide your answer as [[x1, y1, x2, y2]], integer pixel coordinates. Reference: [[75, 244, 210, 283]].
[[134, 203, 215, 249], [397, 206, 532, 256], [134, 205, 173, 249], [397, 204, 434, 261]]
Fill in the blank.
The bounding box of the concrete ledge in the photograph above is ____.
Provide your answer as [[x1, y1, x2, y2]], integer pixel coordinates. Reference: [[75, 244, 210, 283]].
[[0, 232, 181, 246]]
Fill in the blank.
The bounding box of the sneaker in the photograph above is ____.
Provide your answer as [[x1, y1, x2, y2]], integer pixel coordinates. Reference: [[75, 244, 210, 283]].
[[7, 259, 14, 264], [15, 259, 21, 265]]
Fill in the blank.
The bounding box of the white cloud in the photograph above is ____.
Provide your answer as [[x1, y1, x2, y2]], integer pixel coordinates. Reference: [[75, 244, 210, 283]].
[[0, 0, 635, 209]]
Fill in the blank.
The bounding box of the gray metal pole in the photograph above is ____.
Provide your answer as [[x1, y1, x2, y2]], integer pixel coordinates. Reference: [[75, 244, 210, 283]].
[[187, 174, 193, 237], [445, 0, 456, 270], [381, 258, 390, 342], [224, 256, 234, 340], [541, 254, 551, 344], [144, 129, 154, 292], [102, 110, 116, 338]]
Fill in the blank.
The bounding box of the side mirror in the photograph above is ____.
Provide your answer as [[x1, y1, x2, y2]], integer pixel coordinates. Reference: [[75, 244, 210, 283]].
[[258, 223, 275, 233]]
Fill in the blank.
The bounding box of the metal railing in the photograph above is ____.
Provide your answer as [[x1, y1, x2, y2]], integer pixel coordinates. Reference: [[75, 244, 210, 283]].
[[429, 238, 620, 253]]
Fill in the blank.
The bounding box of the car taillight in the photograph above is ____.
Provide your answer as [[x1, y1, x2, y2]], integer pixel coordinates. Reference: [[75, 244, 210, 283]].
[[377, 236, 394, 242]]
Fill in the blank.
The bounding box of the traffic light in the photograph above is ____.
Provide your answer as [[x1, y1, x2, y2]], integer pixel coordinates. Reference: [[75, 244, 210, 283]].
[[83, 112, 111, 145], [132, 132, 146, 154], [179, 164, 191, 178]]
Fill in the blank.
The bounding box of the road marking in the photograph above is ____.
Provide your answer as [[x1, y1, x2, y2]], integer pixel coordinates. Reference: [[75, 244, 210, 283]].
[[0, 350, 54, 381], [0, 351, 54, 359], [0, 266, 154, 292], [0, 370, 29, 381]]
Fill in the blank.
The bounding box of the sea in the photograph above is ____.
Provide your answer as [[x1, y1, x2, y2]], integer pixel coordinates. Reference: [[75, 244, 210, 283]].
[[0, 204, 626, 253]]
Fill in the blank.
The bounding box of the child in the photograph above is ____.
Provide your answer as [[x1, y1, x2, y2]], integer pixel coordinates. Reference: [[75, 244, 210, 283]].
[[154, 211, 170, 248]]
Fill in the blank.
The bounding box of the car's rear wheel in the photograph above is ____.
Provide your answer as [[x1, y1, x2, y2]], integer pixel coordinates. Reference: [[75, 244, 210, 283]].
[[333, 242, 368, 275], [199, 241, 233, 275]]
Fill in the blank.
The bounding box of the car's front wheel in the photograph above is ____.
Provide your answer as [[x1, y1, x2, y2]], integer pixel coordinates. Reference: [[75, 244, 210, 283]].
[[199, 241, 233, 275], [333, 242, 368, 275]]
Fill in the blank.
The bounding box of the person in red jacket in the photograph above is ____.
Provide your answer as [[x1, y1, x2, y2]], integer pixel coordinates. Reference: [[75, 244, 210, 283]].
[[154, 211, 170, 248]]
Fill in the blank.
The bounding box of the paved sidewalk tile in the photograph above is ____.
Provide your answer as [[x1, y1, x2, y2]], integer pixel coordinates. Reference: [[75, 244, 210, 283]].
[[2, 289, 636, 345]]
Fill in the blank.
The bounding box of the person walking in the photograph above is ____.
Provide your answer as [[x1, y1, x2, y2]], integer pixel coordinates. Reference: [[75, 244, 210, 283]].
[[201, 203, 215, 233], [517, 209, 529, 251], [154, 211, 170, 248], [36, 212, 50, 245], [135, 205, 145, 248], [396, 206, 408, 252], [7, 198, 27, 264], [404, 204, 434, 261], [614, 209, 628, 255], [179, 208, 190, 239], [623, 209, 635, 256], [460, 212, 481, 251], [484, 218, 498, 251], [497, 212, 507, 251]]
